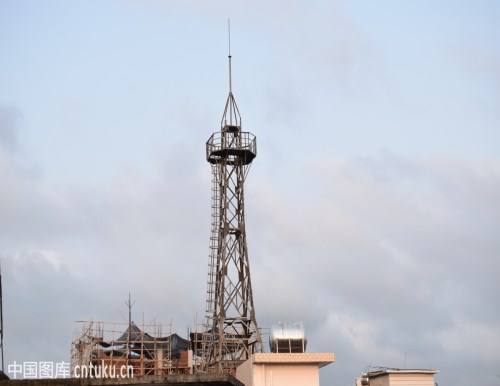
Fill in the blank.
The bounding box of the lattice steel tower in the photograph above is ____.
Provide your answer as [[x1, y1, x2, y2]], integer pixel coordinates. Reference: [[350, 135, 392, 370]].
[[201, 31, 262, 373]]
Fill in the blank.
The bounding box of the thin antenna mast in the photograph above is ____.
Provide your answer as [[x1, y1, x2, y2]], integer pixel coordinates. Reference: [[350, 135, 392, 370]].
[[126, 293, 135, 328], [125, 293, 135, 365], [228, 18, 232, 94], [228, 18, 233, 125]]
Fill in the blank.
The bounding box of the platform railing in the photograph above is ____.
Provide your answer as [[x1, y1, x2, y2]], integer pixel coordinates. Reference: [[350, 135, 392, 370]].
[[206, 131, 256, 161]]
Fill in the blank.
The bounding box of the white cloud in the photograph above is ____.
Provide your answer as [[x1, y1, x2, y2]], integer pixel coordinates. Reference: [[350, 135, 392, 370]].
[[2, 132, 499, 385], [248, 151, 500, 385], [0, 107, 22, 152], [1, 2, 499, 385]]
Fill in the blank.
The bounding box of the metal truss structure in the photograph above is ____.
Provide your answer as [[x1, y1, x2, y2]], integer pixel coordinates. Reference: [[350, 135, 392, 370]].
[[200, 48, 262, 373]]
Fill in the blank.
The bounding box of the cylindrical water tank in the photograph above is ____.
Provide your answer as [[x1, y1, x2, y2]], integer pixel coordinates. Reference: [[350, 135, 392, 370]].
[[269, 322, 307, 353]]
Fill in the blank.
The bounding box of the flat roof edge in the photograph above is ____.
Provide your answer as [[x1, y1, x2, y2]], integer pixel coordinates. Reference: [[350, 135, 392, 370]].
[[0, 374, 245, 386], [368, 369, 439, 378], [251, 352, 335, 367]]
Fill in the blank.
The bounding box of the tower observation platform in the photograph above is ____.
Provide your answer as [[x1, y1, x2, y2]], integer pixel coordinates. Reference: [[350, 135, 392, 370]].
[[206, 127, 256, 166]]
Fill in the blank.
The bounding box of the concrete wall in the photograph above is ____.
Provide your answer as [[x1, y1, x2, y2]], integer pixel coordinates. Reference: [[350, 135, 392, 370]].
[[235, 352, 335, 386], [368, 375, 390, 386], [0, 374, 244, 386], [388, 373, 436, 386], [368, 372, 437, 386], [235, 357, 253, 386], [252, 363, 319, 386]]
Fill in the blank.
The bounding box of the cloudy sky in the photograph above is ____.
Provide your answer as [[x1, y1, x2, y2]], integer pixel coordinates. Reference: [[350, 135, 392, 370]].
[[1, 0, 499, 385]]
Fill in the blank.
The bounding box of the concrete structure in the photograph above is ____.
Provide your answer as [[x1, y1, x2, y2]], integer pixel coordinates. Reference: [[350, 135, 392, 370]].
[[236, 353, 335, 386], [0, 374, 244, 386], [356, 368, 439, 386]]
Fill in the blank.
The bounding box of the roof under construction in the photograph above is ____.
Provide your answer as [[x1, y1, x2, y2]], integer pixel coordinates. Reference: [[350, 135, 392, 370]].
[[71, 319, 193, 377], [96, 322, 190, 359]]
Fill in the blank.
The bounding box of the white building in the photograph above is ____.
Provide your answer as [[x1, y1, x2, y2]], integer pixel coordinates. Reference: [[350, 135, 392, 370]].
[[236, 352, 335, 386], [356, 368, 439, 386]]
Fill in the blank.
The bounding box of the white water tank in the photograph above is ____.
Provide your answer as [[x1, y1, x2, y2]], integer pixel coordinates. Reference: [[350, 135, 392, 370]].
[[269, 322, 307, 353]]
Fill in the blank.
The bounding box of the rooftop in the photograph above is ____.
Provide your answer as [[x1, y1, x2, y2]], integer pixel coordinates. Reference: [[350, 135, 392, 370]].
[[0, 374, 244, 386], [366, 368, 439, 378]]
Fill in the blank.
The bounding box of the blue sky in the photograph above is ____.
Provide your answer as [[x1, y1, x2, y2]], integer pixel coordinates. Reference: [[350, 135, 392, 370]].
[[1, 1, 499, 385]]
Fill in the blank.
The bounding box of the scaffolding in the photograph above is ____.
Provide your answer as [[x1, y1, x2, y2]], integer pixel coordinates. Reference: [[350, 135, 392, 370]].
[[70, 320, 192, 377]]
